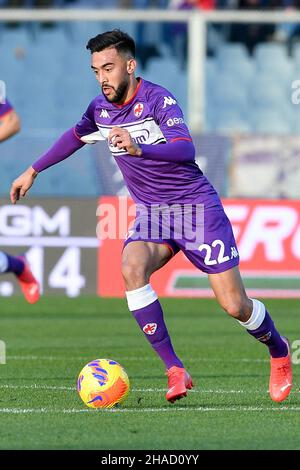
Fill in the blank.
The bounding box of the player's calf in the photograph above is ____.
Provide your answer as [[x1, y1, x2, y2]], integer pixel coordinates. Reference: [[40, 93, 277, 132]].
[[126, 284, 184, 370], [238, 299, 292, 402], [123, 242, 189, 402]]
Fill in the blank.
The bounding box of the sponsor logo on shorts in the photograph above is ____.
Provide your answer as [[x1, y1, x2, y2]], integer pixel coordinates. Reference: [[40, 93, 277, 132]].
[[143, 323, 157, 335]]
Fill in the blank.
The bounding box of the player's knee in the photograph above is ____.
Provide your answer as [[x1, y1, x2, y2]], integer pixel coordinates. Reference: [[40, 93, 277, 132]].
[[221, 298, 251, 321], [121, 260, 149, 289]]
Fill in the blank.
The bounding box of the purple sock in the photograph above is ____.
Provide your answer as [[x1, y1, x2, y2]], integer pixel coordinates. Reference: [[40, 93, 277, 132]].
[[4, 253, 25, 276], [247, 310, 288, 358], [131, 299, 184, 370]]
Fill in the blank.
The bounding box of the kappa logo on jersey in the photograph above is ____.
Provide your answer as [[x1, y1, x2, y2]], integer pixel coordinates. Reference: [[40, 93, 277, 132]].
[[163, 96, 177, 109], [100, 109, 110, 118], [143, 323, 157, 335], [134, 103, 144, 118]]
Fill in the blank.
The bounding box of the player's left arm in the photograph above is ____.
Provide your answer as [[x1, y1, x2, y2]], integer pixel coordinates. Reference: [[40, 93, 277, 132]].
[[108, 93, 195, 162], [0, 108, 21, 142]]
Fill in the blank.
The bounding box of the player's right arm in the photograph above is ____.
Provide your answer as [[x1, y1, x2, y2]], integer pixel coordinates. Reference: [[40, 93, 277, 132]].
[[10, 100, 99, 204], [10, 127, 85, 204], [10, 166, 38, 204]]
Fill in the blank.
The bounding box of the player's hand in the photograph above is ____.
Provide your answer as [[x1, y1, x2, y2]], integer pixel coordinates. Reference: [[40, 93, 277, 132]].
[[10, 166, 38, 204], [108, 127, 142, 156]]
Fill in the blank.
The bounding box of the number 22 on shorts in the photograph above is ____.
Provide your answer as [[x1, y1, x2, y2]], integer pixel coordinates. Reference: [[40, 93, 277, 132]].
[[198, 239, 237, 266]]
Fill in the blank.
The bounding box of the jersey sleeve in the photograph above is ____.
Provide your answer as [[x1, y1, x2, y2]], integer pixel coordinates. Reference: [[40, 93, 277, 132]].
[[74, 99, 104, 144], [152, 92, 192, 143], [0, 99, 13, 118]]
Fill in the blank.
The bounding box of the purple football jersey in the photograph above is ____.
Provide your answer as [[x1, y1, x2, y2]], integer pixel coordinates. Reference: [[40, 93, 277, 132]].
[[0, 99, 13, 118], [75, 78, 221, 209]]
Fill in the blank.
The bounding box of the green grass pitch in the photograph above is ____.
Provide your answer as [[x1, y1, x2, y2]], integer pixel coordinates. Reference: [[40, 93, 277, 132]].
[[0, 296, 299, 450]]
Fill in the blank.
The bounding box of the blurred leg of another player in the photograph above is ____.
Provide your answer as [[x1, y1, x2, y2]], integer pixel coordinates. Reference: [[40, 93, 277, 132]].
[[0, 251, 40, 304]]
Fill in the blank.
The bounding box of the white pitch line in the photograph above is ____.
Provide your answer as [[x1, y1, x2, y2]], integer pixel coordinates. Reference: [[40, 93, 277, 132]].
[[2, 384, 299, 396], [0, 384, 75, 391], [6, 356, 269, 363], [0, 406, 299, 414], [0, 384, 264, 393]]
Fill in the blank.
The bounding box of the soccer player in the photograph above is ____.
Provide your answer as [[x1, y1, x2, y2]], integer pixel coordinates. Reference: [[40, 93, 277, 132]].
[[9, 30, 292, 402], [0, 97, 40, 304]]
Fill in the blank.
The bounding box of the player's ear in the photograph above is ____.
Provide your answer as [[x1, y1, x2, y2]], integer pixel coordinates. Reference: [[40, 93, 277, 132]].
[[127, 58, 136, 75]]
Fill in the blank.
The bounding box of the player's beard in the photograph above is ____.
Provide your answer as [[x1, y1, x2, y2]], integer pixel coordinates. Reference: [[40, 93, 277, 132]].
[[102, 79, 129, 104]]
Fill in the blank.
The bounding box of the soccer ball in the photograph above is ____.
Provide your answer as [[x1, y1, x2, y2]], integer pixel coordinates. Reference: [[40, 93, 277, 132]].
[[77, 358, 130, 409]]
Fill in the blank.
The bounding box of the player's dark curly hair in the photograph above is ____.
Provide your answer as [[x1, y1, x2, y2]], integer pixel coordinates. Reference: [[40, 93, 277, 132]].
[[86, 29, 135, 58]]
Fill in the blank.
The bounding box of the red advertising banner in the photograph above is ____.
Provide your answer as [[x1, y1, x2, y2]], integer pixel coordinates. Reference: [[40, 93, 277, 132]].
[[98, 197, 300, 298]]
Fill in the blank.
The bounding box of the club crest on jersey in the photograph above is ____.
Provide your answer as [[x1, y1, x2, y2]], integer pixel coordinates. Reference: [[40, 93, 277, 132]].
[[134, 103, 144, 118], [143, 323, 157, 335]]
